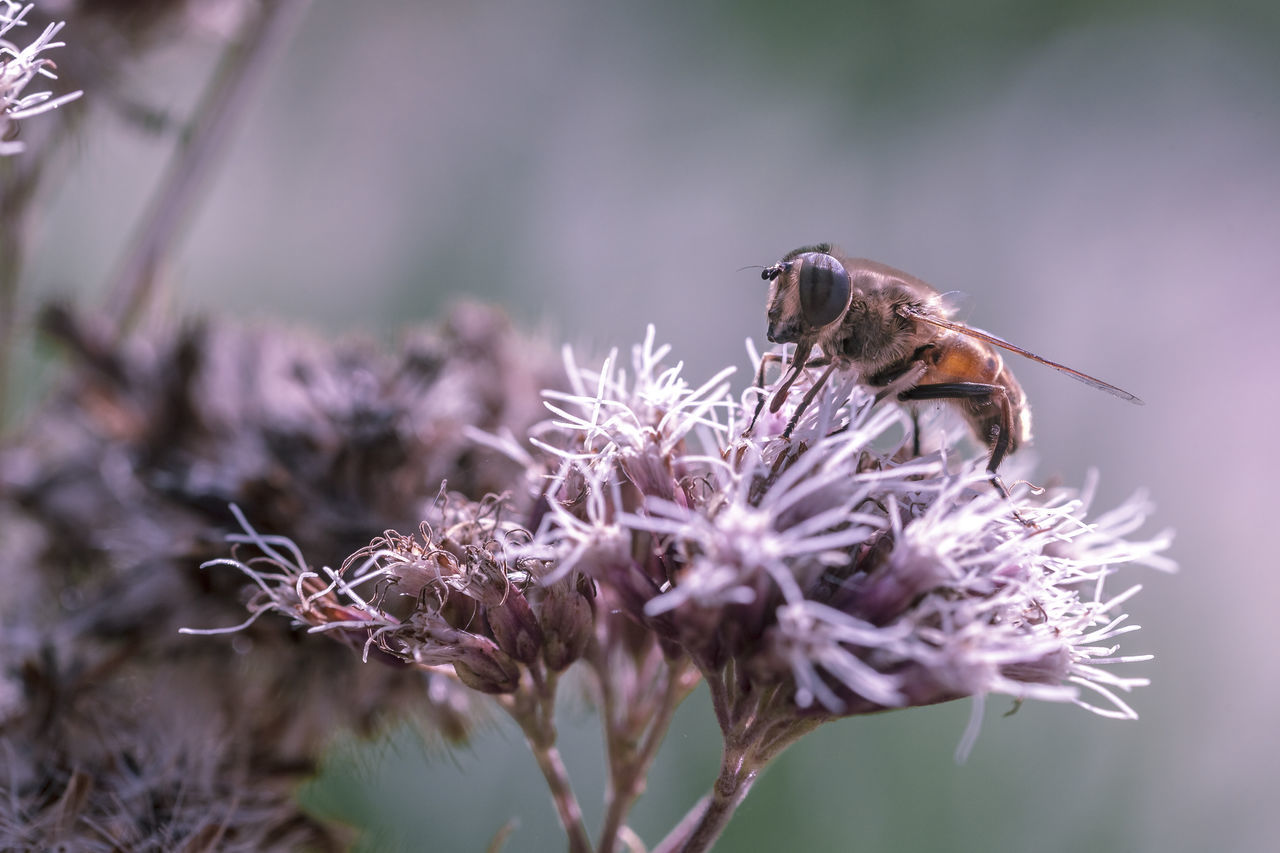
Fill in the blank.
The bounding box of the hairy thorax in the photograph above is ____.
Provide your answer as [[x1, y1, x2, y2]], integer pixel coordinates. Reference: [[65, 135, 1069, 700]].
[[824, 273, 934, 375]]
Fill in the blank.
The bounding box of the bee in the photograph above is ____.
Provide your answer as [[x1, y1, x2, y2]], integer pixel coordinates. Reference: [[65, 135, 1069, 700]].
[[752, 244, 1142, 494]]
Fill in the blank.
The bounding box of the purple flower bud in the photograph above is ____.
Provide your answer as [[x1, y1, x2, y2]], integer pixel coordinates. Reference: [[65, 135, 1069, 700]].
[[487, 587, 544, 666], [539, 584, 594, 671], [1000, 646, 1072, 686], [620, 441, 678, 501], [453, 636, 522, 694]]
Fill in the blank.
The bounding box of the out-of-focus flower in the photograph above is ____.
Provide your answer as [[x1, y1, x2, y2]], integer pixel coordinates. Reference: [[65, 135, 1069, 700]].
[[0, 303, 558, 850], [0, 2, 81, 155]]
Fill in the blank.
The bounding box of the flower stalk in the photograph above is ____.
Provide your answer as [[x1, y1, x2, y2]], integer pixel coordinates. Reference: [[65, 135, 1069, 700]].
[[501, 676, 593, 853], [596, 657, 698, 853], [102, 0, 311, 336]]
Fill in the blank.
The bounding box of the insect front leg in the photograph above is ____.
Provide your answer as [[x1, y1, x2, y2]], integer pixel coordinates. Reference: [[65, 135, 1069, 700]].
[[746, 353, 783, 433], [754, 352, 786, 391], [746, 343, 815, 434], [781, 360, 840, 439]]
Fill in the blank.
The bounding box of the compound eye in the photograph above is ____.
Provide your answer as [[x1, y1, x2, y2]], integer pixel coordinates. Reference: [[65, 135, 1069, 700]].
[[796, 252, 850, 329]]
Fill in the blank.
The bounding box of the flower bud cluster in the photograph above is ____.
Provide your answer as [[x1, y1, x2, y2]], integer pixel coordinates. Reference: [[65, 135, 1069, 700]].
[[199, 495, 595, 696]]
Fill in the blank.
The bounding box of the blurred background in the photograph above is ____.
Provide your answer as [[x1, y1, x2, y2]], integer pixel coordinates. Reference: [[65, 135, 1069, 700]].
[[10, 0, 1280, 850]]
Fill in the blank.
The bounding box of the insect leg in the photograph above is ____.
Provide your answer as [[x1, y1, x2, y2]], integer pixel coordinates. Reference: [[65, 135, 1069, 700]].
[[746, 344, 818, 433], [898, 380, 1017, 492], [768, 343, 816, 414], [754, 352, 786, 390], [782, 361, 841, 439], [871, 361, 928, 405], [746, 352, 787, 433]]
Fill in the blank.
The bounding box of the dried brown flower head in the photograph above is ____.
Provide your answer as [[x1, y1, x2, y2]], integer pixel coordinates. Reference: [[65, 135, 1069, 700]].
[[0, 302, 558, 850]]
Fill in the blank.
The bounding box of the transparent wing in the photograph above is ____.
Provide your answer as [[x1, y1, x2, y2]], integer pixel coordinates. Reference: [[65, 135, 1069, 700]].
[[897, 304, 1144, 404]]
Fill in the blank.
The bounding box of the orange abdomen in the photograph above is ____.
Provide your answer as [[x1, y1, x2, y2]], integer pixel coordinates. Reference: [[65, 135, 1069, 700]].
[[922, 333, 1032, 453]]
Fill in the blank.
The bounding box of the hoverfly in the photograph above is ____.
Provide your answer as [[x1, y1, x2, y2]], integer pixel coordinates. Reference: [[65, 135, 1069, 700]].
[[752, 244, 1142, 495]]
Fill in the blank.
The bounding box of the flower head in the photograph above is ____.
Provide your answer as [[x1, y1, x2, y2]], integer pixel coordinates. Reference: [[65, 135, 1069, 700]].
[[186, 492, 595, 693], [201, 325, 1173, 759], [517, 330, 1173, 730]]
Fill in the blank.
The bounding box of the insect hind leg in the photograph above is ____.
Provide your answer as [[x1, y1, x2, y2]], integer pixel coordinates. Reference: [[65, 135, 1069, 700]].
[[898, 381, 1012, 461], [898, 380, 1022, 501]]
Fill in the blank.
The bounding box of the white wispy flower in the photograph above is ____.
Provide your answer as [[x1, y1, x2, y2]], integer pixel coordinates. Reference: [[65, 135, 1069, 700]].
[[522, 330, 1174, 730], [523, 461, 632, 585], [772, 599, 912, 711], [626, 399, 910, 617], [532, 325, 735, 499], [1, 3, 82, 155]]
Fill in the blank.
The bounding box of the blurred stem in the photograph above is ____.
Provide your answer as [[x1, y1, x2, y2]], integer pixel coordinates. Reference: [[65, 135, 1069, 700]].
[[485, 819, 518, 853], [596, 658, 699, 853], [653, 684, 825, 853], [503, 667, 592, 853], [0, 194, 19, 425], [527, 735, 592, 853], [0, 153, 47, 426], [102, 0, 311, 337], [661, 745, 762, 853]]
